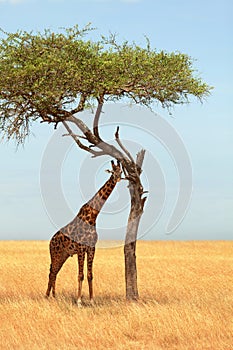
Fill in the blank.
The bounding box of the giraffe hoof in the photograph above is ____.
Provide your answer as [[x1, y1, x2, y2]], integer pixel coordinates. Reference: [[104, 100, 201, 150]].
[[90, 299, 94, 307], [77, 300, 83, 308]]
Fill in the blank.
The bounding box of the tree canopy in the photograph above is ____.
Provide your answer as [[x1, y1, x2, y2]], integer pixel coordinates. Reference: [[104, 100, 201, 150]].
[[0, 24, 212, 143]]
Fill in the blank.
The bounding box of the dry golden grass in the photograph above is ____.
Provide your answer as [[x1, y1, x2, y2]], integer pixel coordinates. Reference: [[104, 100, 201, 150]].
[[0, 240, 232, 350]]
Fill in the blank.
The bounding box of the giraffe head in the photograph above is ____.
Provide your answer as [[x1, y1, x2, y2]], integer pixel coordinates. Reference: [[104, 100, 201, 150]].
[[106, 160, 122, 182]]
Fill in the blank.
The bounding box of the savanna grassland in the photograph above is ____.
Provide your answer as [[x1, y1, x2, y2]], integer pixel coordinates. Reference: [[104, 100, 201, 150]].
[[0, 240, 232, 350]]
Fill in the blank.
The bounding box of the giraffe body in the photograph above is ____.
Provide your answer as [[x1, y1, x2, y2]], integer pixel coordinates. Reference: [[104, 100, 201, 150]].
[[46, 160, 122, 305]]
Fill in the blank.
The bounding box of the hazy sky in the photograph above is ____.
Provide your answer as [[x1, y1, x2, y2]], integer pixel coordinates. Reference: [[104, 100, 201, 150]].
[[0, 0, 232, 241]]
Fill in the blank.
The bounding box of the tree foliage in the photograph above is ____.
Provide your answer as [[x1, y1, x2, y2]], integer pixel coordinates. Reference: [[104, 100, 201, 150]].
[[0, 24, 212, 143]]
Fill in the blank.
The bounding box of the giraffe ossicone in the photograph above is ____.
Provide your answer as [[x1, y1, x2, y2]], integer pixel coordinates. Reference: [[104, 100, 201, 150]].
[[46, 160, 122, 306]]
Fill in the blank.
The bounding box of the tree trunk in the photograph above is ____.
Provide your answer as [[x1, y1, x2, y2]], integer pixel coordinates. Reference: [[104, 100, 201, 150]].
[[124, 241, 138, 300], [124, 153, 146, 300]]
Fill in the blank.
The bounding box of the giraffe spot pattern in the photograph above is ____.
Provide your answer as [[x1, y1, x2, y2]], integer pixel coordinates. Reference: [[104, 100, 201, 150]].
[[46, 161, 122, 300]]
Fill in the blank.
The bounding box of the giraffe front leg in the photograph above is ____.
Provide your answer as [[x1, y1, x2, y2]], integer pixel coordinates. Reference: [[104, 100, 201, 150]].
[[77, 246, 85, 308], [87, 246, 95, 306], [77, 275, 84, 308]]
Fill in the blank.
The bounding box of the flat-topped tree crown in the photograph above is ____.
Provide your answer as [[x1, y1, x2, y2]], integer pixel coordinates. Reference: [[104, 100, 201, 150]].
[[0, 24, 212, 144]]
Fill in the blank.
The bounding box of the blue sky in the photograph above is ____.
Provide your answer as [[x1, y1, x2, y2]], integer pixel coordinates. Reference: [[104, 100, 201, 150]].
[[0, 0, 232, 240]]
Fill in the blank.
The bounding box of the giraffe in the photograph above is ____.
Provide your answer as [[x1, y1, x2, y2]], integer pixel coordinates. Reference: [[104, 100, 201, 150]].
[[46, 160, 122, 306]]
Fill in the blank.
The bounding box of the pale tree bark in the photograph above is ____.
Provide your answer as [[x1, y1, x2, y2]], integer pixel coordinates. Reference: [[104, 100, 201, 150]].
[[124, 150, 146, 300]]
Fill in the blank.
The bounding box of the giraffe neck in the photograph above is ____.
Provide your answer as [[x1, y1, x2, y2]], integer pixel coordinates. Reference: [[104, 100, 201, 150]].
[[77, 175, 117, 225]]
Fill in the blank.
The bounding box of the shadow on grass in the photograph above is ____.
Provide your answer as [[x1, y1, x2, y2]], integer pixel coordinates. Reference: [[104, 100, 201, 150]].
[[0, 290, 168, 308]]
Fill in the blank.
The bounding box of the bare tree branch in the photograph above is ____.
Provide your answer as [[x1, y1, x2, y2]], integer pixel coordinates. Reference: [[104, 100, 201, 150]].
[[115, 126, 135, 163], [71, 94, 87, 114], [93, 98, 104, 141], [62, 133, 87, 140], [67, 115, 126, 162], [62, 121, 104, 157], [67, 111, 139, 180], [136, 149, 146, 171], [66, 115, 99, 145]]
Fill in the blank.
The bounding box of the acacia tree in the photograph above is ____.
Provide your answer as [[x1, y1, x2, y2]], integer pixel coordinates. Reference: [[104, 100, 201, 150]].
[[0, 25, 211, 301]]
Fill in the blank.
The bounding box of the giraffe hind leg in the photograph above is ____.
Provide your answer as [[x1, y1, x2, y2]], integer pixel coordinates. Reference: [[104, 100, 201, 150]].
[[46, 244, 69, 298]]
